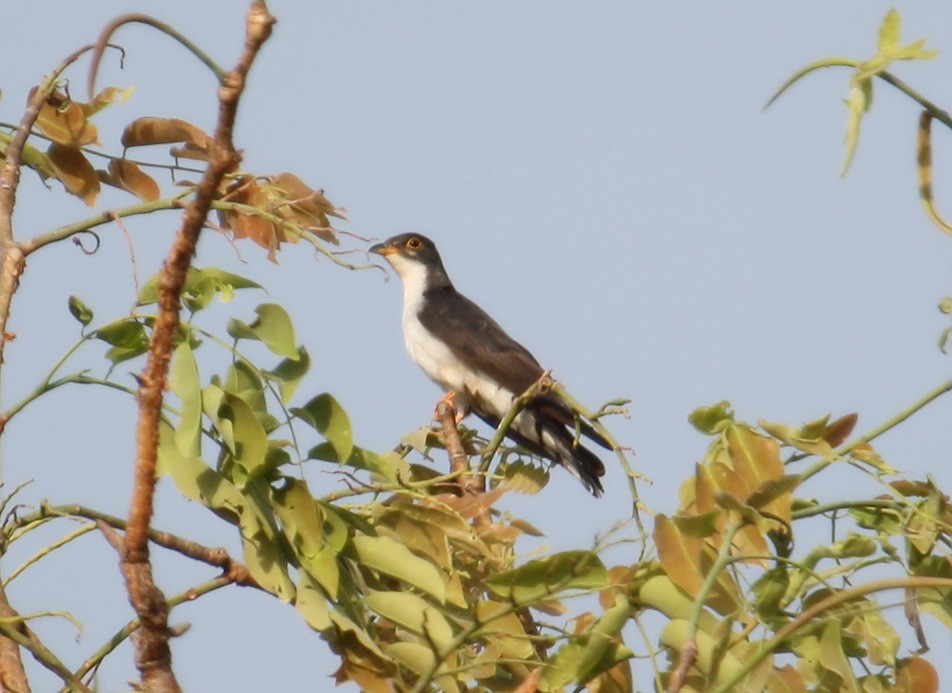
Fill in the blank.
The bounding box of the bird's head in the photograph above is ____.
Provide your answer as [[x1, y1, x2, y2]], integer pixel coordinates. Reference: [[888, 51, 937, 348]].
[[369, 233, 449, 286]]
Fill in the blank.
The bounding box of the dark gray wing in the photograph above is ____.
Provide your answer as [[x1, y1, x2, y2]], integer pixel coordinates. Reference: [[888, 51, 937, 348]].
[[419, 286, 611, 451], [418, 285, 544, 395]]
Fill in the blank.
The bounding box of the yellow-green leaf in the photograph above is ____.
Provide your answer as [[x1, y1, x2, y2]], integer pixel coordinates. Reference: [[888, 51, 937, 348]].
[[365, 590, 454, 651], [352, 534, 445, 601], [293, 392, 353, 462], [877, 8, 901, 53], [654, 514, 704, 594], [486, 551, 607, 602], [171, 341, 202, 458]]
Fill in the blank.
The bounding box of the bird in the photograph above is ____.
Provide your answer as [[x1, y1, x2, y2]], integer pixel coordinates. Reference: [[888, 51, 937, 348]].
[[369, 232, 609, 496]]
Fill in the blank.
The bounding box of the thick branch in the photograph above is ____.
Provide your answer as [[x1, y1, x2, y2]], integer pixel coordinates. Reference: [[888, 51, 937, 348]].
[[434, 401, 479, 494], [0, 585, 30, 693], [121, 3, 274, 691], [434, 400, 490, 529]]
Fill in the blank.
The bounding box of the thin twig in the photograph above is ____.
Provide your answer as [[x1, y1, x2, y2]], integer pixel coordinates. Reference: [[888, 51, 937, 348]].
[[88, 14, 226, 98], [66, 575, 236, 691], [0, 594, 92, 692]]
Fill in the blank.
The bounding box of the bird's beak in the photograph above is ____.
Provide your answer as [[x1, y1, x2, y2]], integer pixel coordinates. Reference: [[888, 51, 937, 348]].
[[369, 241, 395, 256]]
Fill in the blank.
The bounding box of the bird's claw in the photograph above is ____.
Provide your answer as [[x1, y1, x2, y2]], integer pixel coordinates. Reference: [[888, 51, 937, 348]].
[[435, 391, 468, 424]]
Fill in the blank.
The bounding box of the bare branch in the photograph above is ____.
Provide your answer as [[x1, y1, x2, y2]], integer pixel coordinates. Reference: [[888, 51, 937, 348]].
[[434, 400, 489, 528], [0, 585, 30, 693], [0, 41, 102, 691], [121, 3, 275, 690]]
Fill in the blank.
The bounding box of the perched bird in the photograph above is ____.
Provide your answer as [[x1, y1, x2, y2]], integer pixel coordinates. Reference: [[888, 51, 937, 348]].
[[369, 233, 609, 496]]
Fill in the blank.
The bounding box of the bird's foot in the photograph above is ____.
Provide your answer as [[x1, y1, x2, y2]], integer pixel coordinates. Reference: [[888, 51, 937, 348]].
[[435, 391, 468, 424]]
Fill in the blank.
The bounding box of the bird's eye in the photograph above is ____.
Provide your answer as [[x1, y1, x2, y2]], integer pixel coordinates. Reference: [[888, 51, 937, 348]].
[[406, 237, 422, 251]]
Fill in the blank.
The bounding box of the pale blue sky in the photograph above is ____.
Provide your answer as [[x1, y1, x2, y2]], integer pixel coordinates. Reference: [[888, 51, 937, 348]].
[[4, 2, 952, 690]]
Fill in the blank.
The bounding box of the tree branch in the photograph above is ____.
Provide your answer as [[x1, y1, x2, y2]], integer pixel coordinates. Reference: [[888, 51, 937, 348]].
[[121, 3, 274, 691], [0, 41, 105, 693], [0, 585, 30, 693]]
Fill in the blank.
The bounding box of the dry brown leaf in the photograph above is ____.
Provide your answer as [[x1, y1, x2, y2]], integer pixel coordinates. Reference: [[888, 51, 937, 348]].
[[822, 412, 858, 448], [34, 89, 99, 147], [268, 172, 345, 243], [82, 86, 133, 116], [169, 140, 210, 162], [48, 143, 99, 206], [106, 159, 160, 202], [122, 116, 209, 150], [218, 177, 284, 262]]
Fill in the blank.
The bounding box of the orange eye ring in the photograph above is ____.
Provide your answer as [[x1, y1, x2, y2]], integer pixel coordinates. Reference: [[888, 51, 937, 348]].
[[406, 237, 422, 250]]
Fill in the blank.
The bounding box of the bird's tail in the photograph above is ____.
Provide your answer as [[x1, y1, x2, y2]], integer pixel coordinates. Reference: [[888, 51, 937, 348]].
[[544, 424, 606, 497], [489, 406, 606, 497]]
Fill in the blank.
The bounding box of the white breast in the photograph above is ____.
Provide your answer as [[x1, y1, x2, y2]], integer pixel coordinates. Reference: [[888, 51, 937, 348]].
[[389, 251, 519, 416]]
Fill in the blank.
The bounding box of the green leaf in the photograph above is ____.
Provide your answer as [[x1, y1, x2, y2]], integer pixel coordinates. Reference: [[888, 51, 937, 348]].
[[93, 318, 150, 364], [745, 475, 801, 510], [217, 391, 270, 481], [365, 590, 454, 651], [267, 346, 310, 403], [502, 458, 549, 494], [486, 551, 607, 602], [94, 318, 148, 347], [293, 392, 353, 462], [840, 77, 872, 177], [818, 620, 859, 688], [170, 341, 202, 458], [877, 8, 901, 53], [272, 479, 343, 597], [689, 401, 734, 435], [833, 533, 877, 559], [384, 642, 437, 677], [912, 556, 952, 628], [352, 534, 446, 602], [474, 601, 535, 660], [67, 295, 93, 326], [228, 303, 298, 359], [240, 529, 295, 602], [139, 266, 263, 307], [751, 566, 789, 618], [295, 571, 331, 631], [671, 510, 719, 538], [272, 478, 323, 557], [575, 595, 635, 685], [157, 421, 243, 523]]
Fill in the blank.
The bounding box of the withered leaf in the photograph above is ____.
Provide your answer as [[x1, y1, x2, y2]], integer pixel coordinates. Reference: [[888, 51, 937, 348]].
[[821, 412, 858, 448], [218, 177, 286, 262], [122, 117, 209, 152], [48, 143, 99, 206], [82, 86, 133, 116], [34, 88, 99, 147], [105, 159, 160, 202], [169, 140, 210, 162], [267, 172, 345, 244]]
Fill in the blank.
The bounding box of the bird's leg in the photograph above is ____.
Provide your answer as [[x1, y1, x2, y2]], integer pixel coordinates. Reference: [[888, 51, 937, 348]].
[[535, 369, 553, 394], [435, 391, 468, 424]]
